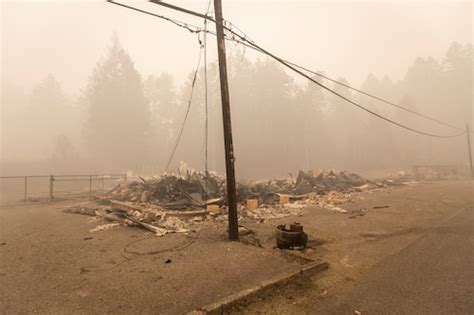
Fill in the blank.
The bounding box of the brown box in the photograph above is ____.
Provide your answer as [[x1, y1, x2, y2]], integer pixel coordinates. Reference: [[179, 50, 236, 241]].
[[245, 199, 259, 209], [206, 204, 221, 215], [279, 194, 290, 204]]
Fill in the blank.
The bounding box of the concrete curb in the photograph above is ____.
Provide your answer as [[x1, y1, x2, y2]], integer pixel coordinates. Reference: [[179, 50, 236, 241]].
[[188, 260, 329, 314]]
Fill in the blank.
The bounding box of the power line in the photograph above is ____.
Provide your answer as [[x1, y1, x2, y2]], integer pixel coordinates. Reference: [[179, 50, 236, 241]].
[[221, 19, 467, 132], [149, 0, 211, 21], [165, 38, 204, 171], [203, 0, 211, 187], [283, 61, 466, 131], [237, 39, 466, 138], [223, 19, 255, 44], [109, 1, 467, 139], [214, 22, 468, 138], [107, 0, 203, 34]]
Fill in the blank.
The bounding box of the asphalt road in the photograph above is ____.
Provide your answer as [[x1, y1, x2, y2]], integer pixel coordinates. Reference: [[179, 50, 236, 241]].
[[316, 205, 474, 314]]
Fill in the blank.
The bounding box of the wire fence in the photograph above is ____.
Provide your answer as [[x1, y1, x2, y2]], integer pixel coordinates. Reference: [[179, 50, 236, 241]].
[[0, 174, 127, 205]]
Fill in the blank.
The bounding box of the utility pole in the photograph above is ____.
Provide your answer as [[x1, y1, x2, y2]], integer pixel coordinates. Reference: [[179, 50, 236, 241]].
[[214, 0, 239, 241], [467, 124, 473, 180], [115, 0, 239, 240]]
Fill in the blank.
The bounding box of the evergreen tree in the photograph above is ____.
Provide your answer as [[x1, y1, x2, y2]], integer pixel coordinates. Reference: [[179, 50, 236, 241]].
[[144, 72, 178, 165], [295, 74, 326, 170], [325, 77, 357, 170], [83, 34, 150, 168], [28, 75, 72, 158]]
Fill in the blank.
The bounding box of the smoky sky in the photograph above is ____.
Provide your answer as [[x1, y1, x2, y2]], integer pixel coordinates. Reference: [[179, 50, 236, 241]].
[[2, 1, 472, 96]]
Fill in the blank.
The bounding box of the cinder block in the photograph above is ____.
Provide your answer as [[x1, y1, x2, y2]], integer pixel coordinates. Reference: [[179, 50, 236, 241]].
[[207, 204, 221, 215], [245, 199, 258, 209], [279, 194, 290, 204]]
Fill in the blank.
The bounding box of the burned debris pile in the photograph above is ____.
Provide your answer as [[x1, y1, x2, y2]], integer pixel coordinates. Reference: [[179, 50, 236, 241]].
[[64, 172, 225, 236], [105, 170, 370, 211], [236, 170, 367, 204], [64, 169, 416, 235], [64, 200, 199, 236], [107, 173, 225, 210]]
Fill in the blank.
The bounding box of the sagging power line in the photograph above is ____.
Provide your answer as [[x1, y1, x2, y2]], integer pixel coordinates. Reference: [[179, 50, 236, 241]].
[[165, 37, 204, 172], [163, 2, 467, 138], [145, 0, 467, 135], [203, 0, 211, 192], [108, 0, 467, 138], [219, 22, 469, 135], [274, 60, 466, 132], [221, 20, 466, 132], [221, 35, 468, 138], [106, 0, 204, 34]]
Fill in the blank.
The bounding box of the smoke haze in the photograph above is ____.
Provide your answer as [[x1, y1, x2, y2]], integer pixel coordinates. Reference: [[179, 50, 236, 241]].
[[1, 0, 472, 179]]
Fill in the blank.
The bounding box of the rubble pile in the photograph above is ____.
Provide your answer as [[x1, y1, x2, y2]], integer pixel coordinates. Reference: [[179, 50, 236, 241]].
[[293, 170, 367, 194], [371, 171, 417, 188], [314, 191, 355, 213], [235, 170, 368, 205], [64, 169, 419, 235], [386, 170, 414, 182], [102, 170, 377, 216], [64, 200, 202, 237], [107, 172, 225, 210], [241, 202, 305, 222]]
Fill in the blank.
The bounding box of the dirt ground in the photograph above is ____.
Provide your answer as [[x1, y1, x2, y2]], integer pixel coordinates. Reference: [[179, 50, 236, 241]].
[[0, 201, 307, 314], [0, 181, 472, 314]]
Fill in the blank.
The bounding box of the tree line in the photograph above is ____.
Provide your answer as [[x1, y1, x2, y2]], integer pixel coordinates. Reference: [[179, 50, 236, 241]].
[[2, 35, 471, 178]]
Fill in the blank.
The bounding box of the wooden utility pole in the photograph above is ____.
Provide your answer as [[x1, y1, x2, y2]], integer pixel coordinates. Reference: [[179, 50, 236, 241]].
[[214, 0, 239, 241], [119, 0, 239, 240], [467, 124, 473, 180]]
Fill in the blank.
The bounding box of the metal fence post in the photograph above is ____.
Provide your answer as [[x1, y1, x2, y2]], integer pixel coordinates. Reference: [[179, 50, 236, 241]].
[[49, 175, 54, 201], [466, 124, 473, 180], [89, 175, 92, 200], [24, 176, 28, 203]]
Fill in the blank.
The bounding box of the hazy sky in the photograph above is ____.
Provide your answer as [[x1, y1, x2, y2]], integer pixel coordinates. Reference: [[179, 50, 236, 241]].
[[1, 1, 472, 96]]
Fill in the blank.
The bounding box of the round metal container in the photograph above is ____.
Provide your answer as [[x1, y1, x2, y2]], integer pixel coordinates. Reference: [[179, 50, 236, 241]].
[[276, 223, 308, 249]]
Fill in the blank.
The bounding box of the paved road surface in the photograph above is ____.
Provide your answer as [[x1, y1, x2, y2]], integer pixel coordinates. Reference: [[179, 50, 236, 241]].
[[315, 206, 474, 314]]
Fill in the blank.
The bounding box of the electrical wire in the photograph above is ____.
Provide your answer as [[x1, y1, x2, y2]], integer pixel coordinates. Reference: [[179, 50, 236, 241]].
[[217, 23, 468, 138], [221, 18, 467, 132], [111, 0, 463, 137], [204, 0, 211, 185], [282, 61, 466, 132], [107, 0, 203, 34], [123, 220, 207, 255], [165, 38, 204, 171], [108, 1, 468, 139], [247, 45, 466, 138], [223, 19, 255, 44]]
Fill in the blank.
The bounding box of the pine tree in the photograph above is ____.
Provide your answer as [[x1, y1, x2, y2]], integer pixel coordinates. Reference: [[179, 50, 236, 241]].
[[83, 34, 150, 168]]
